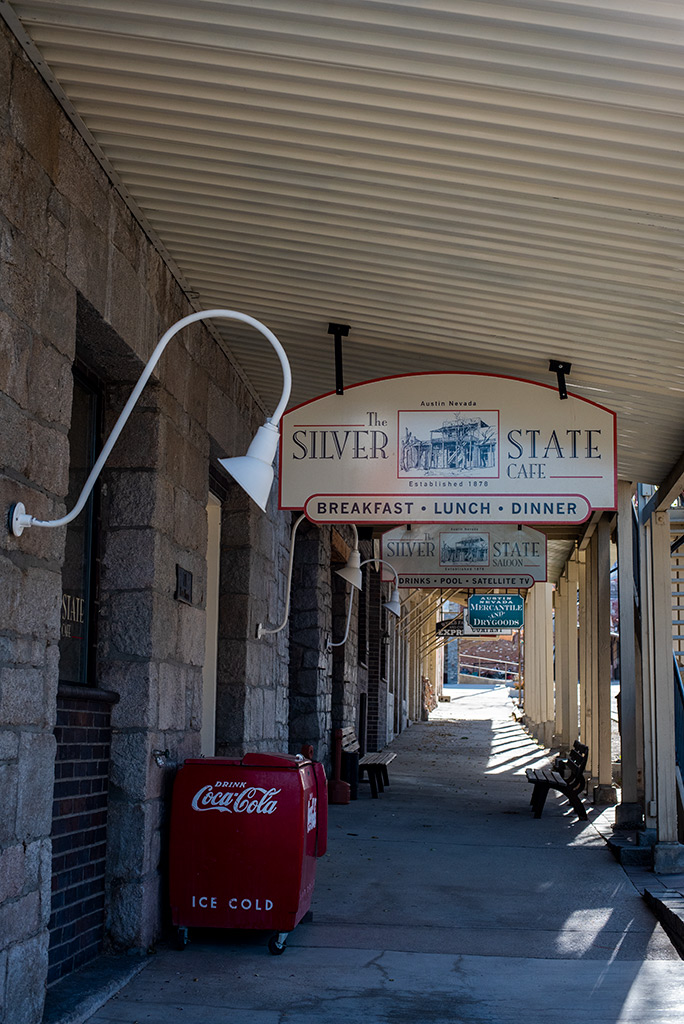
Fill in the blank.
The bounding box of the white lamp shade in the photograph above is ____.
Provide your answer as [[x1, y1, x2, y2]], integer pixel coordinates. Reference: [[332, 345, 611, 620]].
[[384, 586, 402, 618], [335, 547, 363, 590], [219, 421, 279, 512]]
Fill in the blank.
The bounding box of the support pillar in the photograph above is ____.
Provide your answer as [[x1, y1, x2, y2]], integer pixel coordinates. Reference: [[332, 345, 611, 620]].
[[615, 481, 643, 828], [554, 576, 570, 749], [566, 554, 579, 743], [578, 549, 590, 749], [639, 499, 657, 834], [526, 583, 554, 747], [594, 514, 617, 805], [541, 583, 555, 748], [651, 510, 684, 869]]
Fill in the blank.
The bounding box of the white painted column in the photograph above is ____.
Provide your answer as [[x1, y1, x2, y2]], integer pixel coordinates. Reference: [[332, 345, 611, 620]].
[[639, 504, 658, 833], [523, 590, 538, 731], [581, 539, 598, 783], [527, 583, 554, 748], [595, 514, 617, 804], [578, 549, 590, 748], [554, 575, 569, 748], [566, 554, 579, 743], [651, 509, 684, 869], [615, 481, 642, 827], [541, 582, 555, 748]]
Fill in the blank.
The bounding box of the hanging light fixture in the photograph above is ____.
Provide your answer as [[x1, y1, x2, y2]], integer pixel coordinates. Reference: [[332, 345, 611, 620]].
[[9, 310, 292, 536], [383, 581, 402, 619], [328, 556, 401, 649], [334, 524, 363, 590]]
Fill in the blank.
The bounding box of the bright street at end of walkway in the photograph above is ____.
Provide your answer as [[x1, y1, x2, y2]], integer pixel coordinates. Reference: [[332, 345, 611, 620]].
[[79, 685, 684, 1024]]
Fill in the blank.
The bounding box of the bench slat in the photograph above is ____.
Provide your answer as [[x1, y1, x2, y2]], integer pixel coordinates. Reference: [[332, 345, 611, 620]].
[[359, 752, 396, 766]]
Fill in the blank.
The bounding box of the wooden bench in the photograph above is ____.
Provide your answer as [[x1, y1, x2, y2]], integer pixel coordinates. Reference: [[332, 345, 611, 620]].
[[337, 727, 396, 798], [526, 740, 589, 820], [359, 749, 397, 799]]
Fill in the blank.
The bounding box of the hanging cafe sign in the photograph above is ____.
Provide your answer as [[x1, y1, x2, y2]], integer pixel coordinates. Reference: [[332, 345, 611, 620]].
[[279, 373, 616, 525], [380, 523, 546, 589]]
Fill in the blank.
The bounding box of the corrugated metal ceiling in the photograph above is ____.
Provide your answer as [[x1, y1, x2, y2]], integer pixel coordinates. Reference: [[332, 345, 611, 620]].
[[4, 0, 684, 498]]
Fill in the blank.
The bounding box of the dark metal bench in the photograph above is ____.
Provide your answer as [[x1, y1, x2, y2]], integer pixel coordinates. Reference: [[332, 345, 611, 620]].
[[526, 740, 589, 820]]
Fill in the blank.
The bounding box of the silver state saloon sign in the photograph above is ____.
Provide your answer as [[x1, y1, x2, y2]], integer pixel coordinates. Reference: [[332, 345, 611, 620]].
[[380, 522, 547, 589], [279, 373, 616, 525]]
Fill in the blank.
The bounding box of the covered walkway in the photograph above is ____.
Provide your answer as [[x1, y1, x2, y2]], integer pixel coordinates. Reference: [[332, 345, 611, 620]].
[[63, 685, 684, 1024]]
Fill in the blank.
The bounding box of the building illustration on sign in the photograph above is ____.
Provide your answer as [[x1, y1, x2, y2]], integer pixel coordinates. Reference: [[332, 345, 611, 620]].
[[440, 531, 489, 565], [399, 412, 498, 476]]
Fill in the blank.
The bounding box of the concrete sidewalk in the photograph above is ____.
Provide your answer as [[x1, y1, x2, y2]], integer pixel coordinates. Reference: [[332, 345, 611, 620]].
[[52, 684, 684, 1024]]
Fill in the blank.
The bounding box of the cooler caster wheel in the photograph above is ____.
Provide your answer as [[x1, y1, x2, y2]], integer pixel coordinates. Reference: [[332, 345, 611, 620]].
[[176, 926, 189, 950], [268, 932, 288, 955]]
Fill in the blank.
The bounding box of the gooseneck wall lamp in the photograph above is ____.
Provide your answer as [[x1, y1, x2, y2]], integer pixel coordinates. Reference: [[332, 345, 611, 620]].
[[9, 309, 292, 537], [257, 522, 362, 639], [328, 557, 401, 650]]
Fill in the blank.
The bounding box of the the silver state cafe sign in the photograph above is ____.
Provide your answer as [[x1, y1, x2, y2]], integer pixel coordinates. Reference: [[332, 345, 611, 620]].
[[279, 373, 616, 525]]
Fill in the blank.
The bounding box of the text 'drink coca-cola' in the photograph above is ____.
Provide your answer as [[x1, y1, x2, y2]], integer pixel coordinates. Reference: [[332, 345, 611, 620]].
[[191, 784, 281, 814]]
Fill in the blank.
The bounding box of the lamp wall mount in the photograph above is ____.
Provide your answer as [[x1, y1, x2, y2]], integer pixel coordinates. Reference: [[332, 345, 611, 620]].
[[8, 309, 292, 536]]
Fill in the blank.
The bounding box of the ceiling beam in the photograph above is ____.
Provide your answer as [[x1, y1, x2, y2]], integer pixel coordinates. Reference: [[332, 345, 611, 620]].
[[578, 511, 602, 551], [640, 451, 684, 524]]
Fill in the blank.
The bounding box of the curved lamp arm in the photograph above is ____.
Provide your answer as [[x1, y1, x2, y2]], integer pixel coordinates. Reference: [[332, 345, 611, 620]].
[[9, 309, 292, 536], [258, 520, 361, 640], [256, 513, 305, 639], [327, 557, 401, 650]]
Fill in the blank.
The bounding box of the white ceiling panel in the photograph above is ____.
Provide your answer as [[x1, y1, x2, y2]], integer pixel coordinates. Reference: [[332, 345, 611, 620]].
[[3, 0, 684, 500]]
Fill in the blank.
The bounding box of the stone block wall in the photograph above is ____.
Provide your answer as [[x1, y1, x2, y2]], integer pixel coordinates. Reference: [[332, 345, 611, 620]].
[[214, 486, 290, 757], [366, 565, 389, 752], [288, 522, 333, 768], [0, 19, 290, 1023], [330, 533, 371, 748]]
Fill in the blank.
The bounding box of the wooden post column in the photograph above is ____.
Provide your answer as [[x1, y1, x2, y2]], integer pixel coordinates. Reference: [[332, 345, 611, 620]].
[[651, 510, 684, 870], [615, 481, 643, 828], [554, 574, 570, 750], [594, 514, 617, 805]]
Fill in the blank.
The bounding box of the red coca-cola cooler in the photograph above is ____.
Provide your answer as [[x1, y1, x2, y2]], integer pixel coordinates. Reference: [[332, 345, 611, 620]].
[[169, 752, 327, 954]]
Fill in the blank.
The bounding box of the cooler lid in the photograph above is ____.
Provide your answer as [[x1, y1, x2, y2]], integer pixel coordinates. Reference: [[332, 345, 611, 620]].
[[182, 757, 242, 766], [241, 752, 310, 768], [182, 752, 310, 768]]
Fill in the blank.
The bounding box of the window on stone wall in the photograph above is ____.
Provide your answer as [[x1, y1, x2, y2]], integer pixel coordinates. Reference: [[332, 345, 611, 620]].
[[58, 366, 101, 686]]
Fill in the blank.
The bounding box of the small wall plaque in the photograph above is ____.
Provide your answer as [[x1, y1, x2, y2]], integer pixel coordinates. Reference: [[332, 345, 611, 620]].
[[175, 565, 193, 604]]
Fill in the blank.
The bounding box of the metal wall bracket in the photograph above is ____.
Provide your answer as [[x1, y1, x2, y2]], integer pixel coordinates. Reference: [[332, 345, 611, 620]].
[[549, 359, 572, 400], [328, 323, 351, 395]]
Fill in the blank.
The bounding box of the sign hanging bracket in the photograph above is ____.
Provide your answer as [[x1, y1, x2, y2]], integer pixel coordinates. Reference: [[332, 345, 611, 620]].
[[549, 359, 572, 400], [328, 323, 351, 395]]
